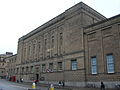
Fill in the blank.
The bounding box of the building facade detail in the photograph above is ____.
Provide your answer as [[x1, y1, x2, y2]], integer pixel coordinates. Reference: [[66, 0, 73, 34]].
[[5, 2, 120, 88]]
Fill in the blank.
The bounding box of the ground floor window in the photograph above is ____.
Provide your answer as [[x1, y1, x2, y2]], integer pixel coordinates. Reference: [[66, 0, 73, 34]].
[[91, 56, 97, 74], [58, 62, 62, 71], [71, 59, 77, 70], [106, 54, 115, 73], [49, 63, 53, 72], [31, 66, 34, 73], [42, 64, 46, 72]]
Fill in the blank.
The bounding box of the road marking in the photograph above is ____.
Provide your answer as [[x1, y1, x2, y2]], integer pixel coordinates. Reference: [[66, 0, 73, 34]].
[[8, 84, 28, 89]]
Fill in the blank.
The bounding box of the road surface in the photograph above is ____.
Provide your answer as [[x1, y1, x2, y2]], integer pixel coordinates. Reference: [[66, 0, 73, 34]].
[[0, 79, 48, 90]]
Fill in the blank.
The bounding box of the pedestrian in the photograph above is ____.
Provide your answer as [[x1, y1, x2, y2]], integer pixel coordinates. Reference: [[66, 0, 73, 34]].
[[21, 78, 23, 83], [58, 81, 62, 87], [20, 78, 23, 83], [17, 80, 19, 83], [62, 80, 65, 87], [101, 81, 105, 90]]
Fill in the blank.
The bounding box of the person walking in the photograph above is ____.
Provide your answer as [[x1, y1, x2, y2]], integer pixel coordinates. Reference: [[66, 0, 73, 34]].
[[101, 82, 105, 90], [62, 80, 65, 87], [58, 81, 62, 87]]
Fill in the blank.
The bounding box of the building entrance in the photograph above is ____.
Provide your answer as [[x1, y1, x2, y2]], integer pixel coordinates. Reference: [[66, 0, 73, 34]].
[[36, 74, 39, 80]]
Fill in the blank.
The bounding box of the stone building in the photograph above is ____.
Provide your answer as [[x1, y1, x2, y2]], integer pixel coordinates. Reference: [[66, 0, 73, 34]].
[[16, 2, 105, 87], [5, 54, 17, 79], [84, 14, 120, 88], [11, 2, 120, 88], [0, 52, 13, 78]]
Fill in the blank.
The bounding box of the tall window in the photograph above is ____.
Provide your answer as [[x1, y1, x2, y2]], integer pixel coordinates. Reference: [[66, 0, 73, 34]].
[[22, 67, 24, 73], [33, 43, 36, 58], [51, 36, 54, 56], [38, 41, 41, 52], [44, 39, 47, 57], [60, 33, 63, 45], [24, 47, 26, 60], [71, 60, 77, 70], [45, 39, 47, 50], [31, 66, 34, 73], [49, 63, 53, 72], [51, 36, 54, 48], [59, 33, 63, 54], [17, 68, 19, 74], [28, 45, 31, 59], [42, 64, 46, 72], [36, 67, 39, 72], [1, 71, 4, 73], [91, 56, 97, 74], [26, 67, 29, 72], [58, 62, 62, 71], [106, 54, 114, 73]]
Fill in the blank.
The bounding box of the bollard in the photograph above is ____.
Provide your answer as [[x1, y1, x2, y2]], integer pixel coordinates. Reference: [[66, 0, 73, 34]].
[[50, 84, 54, 90], [32, 82, 36, 89]]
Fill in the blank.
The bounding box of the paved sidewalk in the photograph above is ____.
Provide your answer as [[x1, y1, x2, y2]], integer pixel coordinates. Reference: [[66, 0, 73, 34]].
[[5, 79, 117, 90], [55, 87, 116, 90], [14, 80, 116, 90], [35, 83, 116, 90]]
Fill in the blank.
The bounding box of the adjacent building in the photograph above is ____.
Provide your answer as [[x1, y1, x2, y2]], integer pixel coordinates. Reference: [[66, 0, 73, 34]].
[[5, 54, 17, 81], [0, 52, 13, 78]]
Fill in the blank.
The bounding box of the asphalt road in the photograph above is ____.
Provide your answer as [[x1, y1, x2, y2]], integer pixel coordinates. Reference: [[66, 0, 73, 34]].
[[0, 79, 115, 90], [0, 79, 48, 90], [0, 80, 26, 90]]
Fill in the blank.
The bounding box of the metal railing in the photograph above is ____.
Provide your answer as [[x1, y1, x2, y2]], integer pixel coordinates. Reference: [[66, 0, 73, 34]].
[[86, 83, 98, 88]]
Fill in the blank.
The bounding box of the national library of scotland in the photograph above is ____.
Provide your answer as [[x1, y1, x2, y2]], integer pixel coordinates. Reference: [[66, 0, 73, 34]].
[[1, 2, 120, 88]]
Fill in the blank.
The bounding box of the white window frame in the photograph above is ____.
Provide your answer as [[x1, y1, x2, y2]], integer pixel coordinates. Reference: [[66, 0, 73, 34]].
[[106, 54, 115, 73], [91, 56, 97, 74], [71, 60, 77, 70]]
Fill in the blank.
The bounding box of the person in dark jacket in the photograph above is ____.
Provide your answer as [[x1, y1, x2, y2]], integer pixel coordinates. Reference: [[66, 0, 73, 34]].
[[101, 82, 105, 90], [58, 81, 62, 86], [62, 80, 65, 87]]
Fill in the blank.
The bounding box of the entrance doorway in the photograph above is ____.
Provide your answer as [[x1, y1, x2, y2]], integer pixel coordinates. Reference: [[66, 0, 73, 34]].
[[36, 74, 39, 80]]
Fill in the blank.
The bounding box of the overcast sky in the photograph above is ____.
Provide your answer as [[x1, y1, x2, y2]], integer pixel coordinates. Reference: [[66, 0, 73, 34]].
[[0, 0, 120, 54]]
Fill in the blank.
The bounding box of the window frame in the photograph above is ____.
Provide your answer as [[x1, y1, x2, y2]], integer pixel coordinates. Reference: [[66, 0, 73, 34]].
[[91, 56, 97, 75], [42, 64, 46, 72], [30, 66, 34, 73], [57, 62, 62, 71], [49, 63, 53, 72], [106, 54, 115, 74], [71, 59, 77, 70]]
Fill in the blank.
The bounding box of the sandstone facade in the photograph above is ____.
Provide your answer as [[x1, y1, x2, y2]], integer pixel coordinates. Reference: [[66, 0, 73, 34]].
[[84, 15, 120, 88], [6, 2, 120, 88]]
